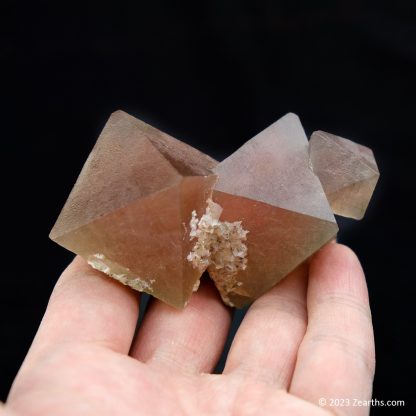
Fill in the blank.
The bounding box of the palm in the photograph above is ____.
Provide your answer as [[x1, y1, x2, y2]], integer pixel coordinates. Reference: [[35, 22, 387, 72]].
[[7, 346, 324, 414], [5, 244, 375, 416]]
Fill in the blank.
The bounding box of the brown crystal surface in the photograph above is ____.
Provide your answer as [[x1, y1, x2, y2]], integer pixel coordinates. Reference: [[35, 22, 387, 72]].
[[211, 113, 339, 307], [50, 110, 217, 309], [51, 110, 378, 310], [309, 130, 380, 220]]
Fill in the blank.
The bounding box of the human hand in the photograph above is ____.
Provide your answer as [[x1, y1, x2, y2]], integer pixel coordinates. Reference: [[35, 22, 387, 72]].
[[4, 243, 375, 415]]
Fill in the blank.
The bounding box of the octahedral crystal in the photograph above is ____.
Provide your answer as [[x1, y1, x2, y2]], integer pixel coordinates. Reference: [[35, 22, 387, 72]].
[[49, 111, 217, 309], [210, 114, 339, 307], [309, 130, 380, 220]]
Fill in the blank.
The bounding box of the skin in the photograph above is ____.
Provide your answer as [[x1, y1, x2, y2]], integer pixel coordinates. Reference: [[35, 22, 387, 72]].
[[3, 243, 375, 415]]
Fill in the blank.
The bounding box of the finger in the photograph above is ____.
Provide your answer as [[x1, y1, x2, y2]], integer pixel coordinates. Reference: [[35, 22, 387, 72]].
[[223, 262, 308, 388], [25, 256, 140, 362], [130, 277, 231, 375], [290, 243, 375, 413]]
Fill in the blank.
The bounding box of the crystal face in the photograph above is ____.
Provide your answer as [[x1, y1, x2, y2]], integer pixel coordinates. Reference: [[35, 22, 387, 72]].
[[50, 110, 379, 309], [49, 111, 217, 309], [309, 130, 380, 220], [211, 114, 338, 307]]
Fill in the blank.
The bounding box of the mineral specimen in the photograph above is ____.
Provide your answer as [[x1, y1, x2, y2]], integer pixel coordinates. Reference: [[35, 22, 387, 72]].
[[309, 130, 380, 220], [49, 111, 217, 309], [209, 114, 338, 307], [50, 110, 379, 309]]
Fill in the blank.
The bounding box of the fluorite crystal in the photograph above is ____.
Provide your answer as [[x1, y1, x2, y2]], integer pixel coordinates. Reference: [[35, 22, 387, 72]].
[[210, 114, 338, 307], [50, 110, 379, 309], [49, 111, 217, 309], [309, 130, 380, 220]]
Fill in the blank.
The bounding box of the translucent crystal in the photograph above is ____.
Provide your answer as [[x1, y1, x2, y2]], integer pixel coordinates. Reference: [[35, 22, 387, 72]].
[[309, 130, 380, 220], [49, 111, 217, 309], [211, 113, 339, 307]]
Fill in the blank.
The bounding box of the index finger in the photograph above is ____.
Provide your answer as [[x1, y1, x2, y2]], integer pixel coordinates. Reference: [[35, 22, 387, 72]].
[[23, 256, 140, 365]]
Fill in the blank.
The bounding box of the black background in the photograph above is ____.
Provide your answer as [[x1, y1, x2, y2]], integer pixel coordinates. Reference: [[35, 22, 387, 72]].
[[2, 0, 415, 414]]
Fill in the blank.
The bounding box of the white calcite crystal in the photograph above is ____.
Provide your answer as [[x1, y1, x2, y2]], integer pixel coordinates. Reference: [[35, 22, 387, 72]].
[[187, 199, 248, 274], [87, 253, 155, 292], [187, 199, 248, 305]]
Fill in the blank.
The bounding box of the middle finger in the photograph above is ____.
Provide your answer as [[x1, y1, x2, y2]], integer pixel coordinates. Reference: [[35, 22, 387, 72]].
[[223, 263, 308, 388]]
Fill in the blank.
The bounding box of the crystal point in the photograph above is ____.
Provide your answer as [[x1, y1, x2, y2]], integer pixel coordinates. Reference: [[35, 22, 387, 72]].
[[309, 130, 380, 220]]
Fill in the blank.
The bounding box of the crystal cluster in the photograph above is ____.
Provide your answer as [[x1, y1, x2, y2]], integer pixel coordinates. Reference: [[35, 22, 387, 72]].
[[187, 199, 249, 307], [187, 199, 248, 276], [50, 111, 379, 308]]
